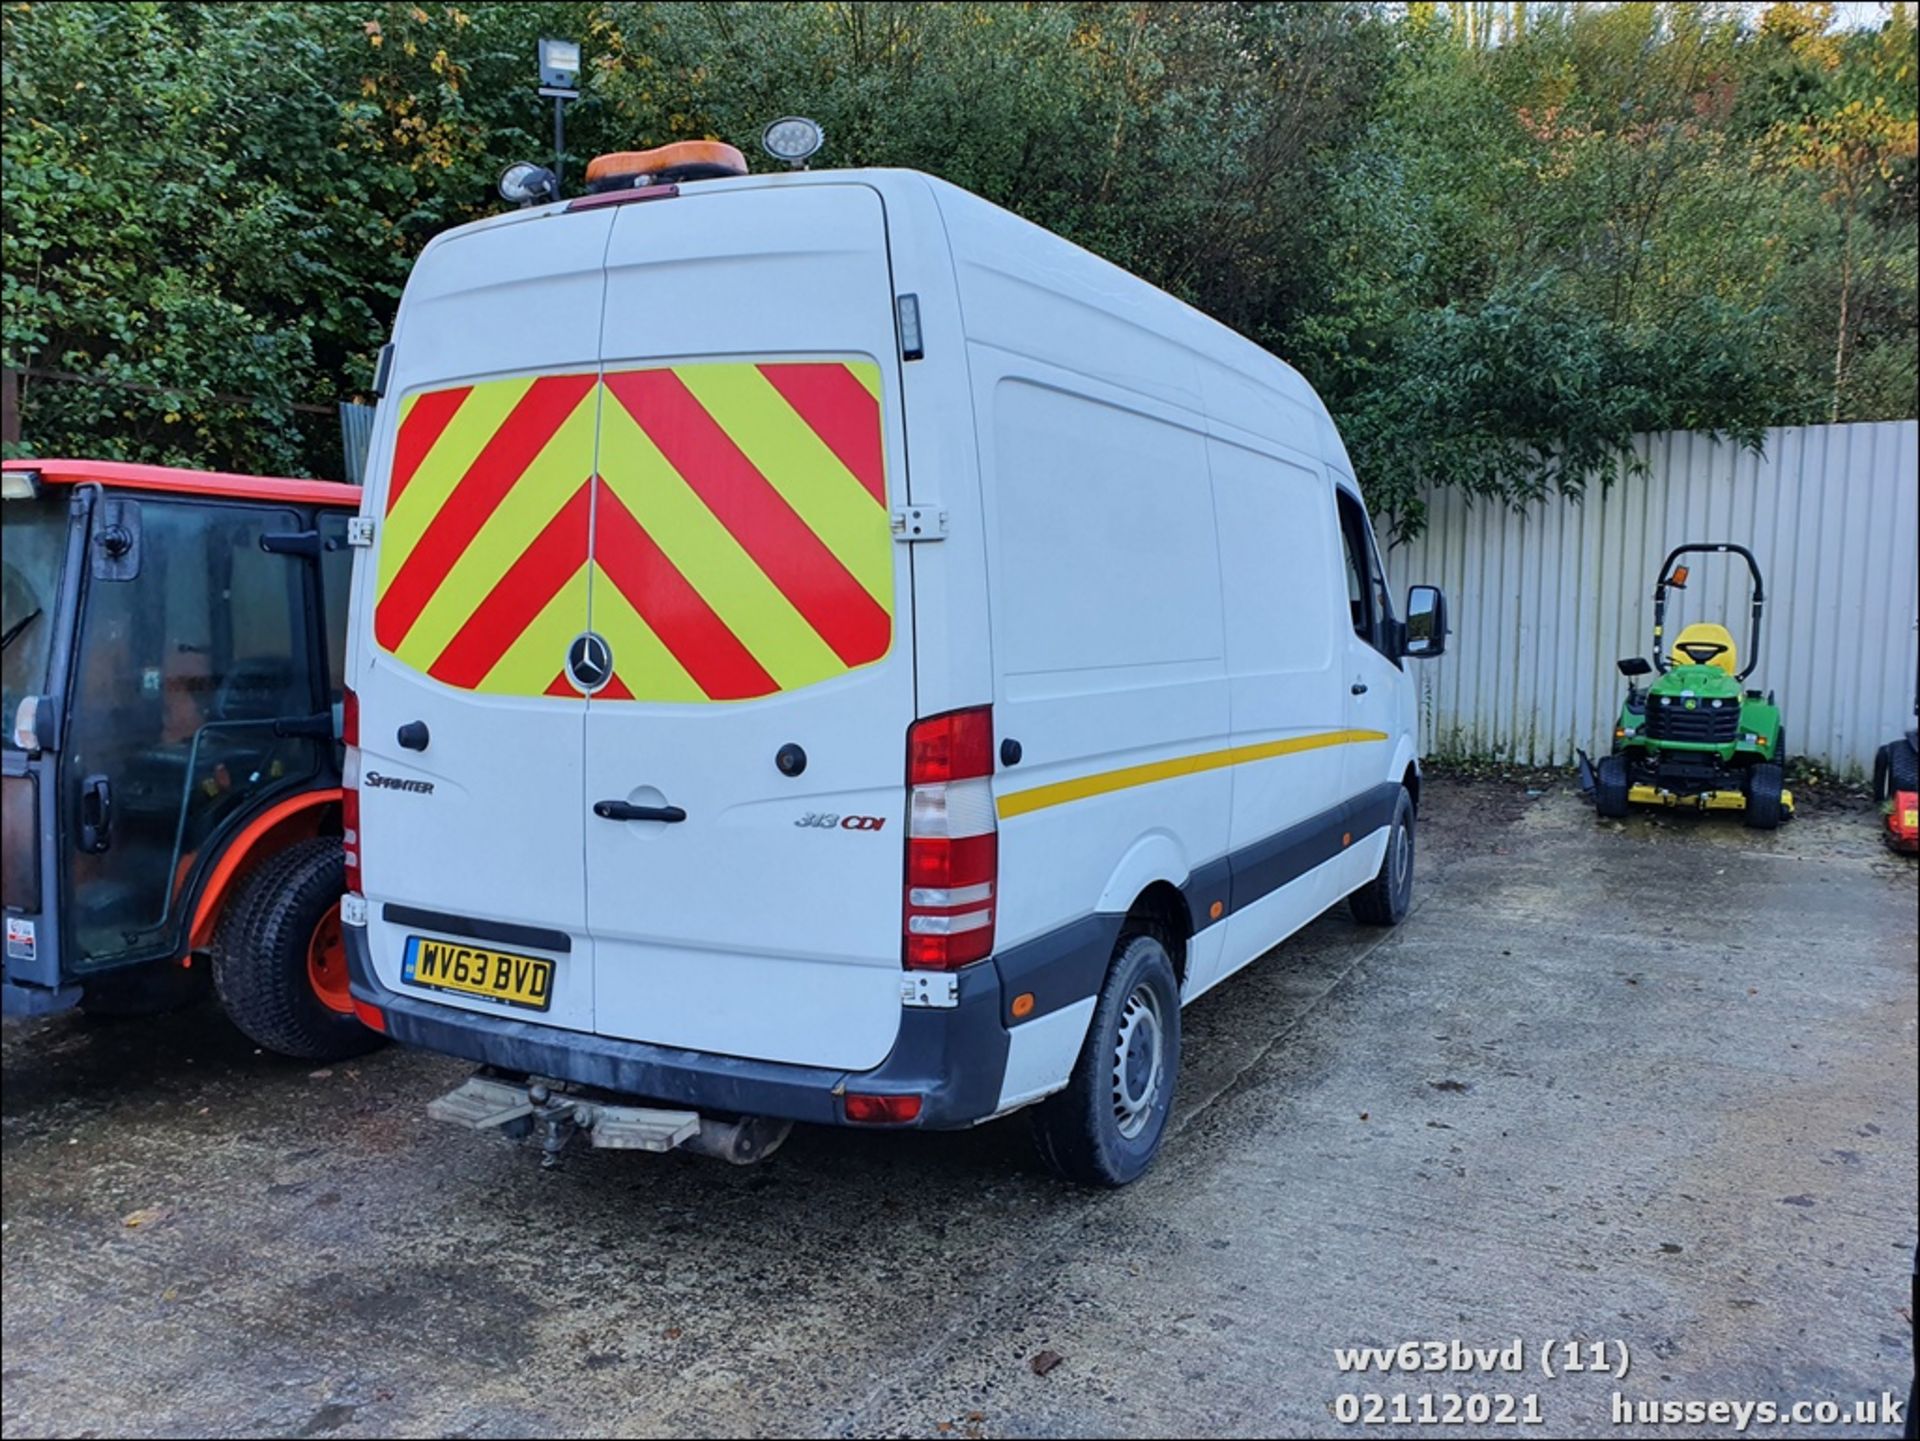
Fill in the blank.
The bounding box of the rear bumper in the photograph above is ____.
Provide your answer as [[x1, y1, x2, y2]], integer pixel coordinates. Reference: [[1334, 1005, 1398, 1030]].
[[344, 923, 1013, 1129]]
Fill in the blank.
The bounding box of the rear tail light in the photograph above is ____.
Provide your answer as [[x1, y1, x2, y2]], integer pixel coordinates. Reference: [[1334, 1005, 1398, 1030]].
[[844, 1092, 922, 1124], [903, 707, 996, 971], [342, 686, 362, 895]]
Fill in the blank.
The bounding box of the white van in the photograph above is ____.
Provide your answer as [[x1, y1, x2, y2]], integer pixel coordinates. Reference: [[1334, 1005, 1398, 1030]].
[[340, 141, 1448, 1185]]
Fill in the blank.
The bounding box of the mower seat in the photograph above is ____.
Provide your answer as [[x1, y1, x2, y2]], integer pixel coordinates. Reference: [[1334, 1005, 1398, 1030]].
[[1671, 622, 1737, 674]]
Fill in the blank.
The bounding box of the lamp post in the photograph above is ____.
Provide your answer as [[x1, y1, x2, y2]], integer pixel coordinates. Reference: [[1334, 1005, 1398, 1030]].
[[537, 36, 581, 190]]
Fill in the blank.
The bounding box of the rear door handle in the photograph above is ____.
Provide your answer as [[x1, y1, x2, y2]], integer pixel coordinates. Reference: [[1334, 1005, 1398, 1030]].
[[79, 774, 113, 852], [593, 800, 687, 823], [1351, 682, 1369, 696]]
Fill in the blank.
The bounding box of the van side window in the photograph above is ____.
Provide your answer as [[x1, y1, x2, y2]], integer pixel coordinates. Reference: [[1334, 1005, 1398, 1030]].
[[1335, 488, 1393, 655], [1336, 489, 1374, 642]]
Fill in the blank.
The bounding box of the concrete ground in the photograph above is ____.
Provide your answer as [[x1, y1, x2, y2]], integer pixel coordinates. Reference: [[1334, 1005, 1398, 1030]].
[[2, 775, 1915, 1439]]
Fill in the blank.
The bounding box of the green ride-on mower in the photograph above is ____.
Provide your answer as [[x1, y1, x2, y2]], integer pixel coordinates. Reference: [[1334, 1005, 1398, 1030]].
[[1580, 542, 1792, 830]]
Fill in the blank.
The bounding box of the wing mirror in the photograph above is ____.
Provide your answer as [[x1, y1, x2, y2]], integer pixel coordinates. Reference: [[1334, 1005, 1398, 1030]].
[[1403, 585, 1448, 659], [1617, 657, 1652, 677]]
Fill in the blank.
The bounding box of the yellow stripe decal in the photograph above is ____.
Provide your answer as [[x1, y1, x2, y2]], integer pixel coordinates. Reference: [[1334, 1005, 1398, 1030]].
[[997, 729, 1391, 820]]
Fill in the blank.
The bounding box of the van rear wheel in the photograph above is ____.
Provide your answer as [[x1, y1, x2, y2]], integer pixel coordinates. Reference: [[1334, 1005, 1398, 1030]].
[[1029, 928, 1181, 1188], [212, 837, 383, 1062]]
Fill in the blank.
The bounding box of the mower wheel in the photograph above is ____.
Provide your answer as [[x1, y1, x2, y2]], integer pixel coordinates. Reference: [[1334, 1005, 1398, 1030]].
[[213, 837, 384, 1062], [1744, 762, 1785, 831], [1594, 755, 1631, 818]]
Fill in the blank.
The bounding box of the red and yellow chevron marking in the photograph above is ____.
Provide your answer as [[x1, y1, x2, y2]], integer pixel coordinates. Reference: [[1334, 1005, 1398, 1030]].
[[372, 359, 891, 702]]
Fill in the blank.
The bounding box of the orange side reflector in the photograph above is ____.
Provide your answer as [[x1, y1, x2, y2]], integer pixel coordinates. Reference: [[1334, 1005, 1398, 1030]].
[[1010, 992, 1035, 1020], [1342, 832, 1353, 847], [1209, 900, 1224, 920]]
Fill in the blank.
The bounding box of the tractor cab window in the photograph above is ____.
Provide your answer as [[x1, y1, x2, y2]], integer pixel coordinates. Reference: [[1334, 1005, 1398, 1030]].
[[2, 490, 69, 749], [64, 499, 321, 965]]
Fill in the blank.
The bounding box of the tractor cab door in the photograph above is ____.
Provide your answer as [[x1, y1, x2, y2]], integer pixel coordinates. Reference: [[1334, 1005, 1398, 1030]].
[[59, 493, 328, 970], [2, 478, 84, 1001]]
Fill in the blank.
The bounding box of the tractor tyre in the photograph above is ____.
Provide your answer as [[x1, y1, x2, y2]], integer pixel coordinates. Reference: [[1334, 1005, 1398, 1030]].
[[1891, 738, 1920, 795], [213, 837, 383, 1062], [1744, 762, 1785, 831], [1594, 755, 1631, 818], [1875, 744, 1893, 805]]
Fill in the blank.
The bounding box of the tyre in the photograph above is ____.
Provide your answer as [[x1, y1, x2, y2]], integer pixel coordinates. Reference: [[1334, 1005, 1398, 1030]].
[[1349, 786, 1415, 926], [1744, 762, 1784, 831], [1892, 738, 1920, 794], [1030, 927, 1181, 1188], [1875, 744, 1893, 806], [1594, 754, 1631, 819], [212, 837, 382, 1061]]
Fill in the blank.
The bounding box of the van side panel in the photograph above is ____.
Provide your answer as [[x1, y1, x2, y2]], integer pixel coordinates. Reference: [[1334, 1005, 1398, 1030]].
[[970, 360, 1231, 993], [1196, 438, 1351, 995]]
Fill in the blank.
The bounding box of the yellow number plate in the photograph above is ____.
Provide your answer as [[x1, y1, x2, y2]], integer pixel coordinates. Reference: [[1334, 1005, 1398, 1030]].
[[403, 936, 554, 1011]]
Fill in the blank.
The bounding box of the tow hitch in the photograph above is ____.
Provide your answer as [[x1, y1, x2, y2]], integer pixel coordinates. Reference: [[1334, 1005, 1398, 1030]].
[[427, 1070, 792, 1169]]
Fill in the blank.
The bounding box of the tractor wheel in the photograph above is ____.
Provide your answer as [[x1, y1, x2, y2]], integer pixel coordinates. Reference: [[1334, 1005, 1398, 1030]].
[[212, 837, 383, 1061], [1594, 755, 1631, 818], [1875, 744, 1893, 806], [1891, 738, 1920, 795], [1744, 762, 1785, 831]]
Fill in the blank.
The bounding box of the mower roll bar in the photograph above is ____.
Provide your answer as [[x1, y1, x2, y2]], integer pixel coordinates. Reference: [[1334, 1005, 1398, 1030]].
[[1652, 542, 1764, 682]]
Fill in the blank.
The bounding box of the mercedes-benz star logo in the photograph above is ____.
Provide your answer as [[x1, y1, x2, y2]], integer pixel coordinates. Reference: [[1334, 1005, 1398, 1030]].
[[566, 632, 612, 692]]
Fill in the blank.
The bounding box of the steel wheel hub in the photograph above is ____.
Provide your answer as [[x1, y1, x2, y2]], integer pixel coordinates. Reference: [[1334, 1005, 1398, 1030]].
[[1111, 983, 1165, 1140]]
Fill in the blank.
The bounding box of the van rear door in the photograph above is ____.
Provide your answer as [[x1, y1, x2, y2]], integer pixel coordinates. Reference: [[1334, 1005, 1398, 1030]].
[[582, 184, 910, 1070], [355, 213, 613, 1035]]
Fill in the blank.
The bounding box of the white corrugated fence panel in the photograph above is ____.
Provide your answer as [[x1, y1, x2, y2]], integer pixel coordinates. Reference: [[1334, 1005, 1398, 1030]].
[[1380, 421, 1919, 777]]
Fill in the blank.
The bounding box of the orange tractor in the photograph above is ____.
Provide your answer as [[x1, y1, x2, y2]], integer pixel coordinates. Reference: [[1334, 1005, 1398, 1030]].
[[2, 458, 379, 1059]]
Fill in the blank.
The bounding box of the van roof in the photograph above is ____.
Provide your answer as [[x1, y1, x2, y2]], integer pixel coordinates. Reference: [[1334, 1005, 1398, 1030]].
[[3, 457, 358, 508], [430, 166, 1349, 473]]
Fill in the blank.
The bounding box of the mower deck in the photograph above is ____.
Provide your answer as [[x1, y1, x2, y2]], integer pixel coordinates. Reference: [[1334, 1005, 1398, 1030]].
[[1627, 782, 1795, 815]]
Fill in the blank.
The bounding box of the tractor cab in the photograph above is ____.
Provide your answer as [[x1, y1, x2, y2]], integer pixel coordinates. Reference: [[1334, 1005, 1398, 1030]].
[[1583, 542, 1791, 829], [3, 460, 377, 1058]]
